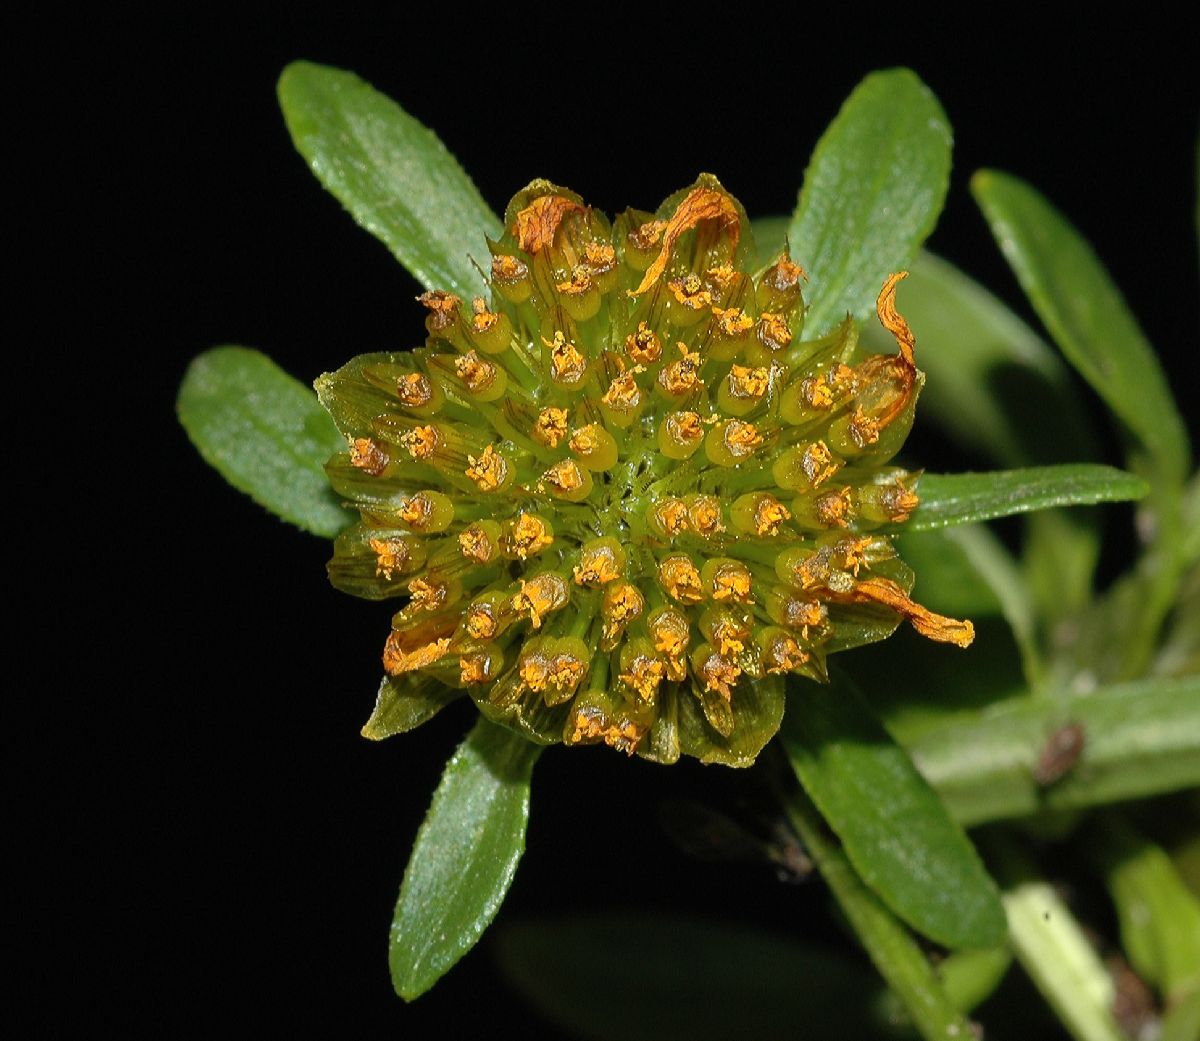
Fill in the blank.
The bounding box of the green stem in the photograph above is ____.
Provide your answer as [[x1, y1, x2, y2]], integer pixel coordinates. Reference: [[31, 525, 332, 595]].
[[773, 757, 974, 1041], [988, 835, 1125, 1041], [907, 676, 1200, 827]]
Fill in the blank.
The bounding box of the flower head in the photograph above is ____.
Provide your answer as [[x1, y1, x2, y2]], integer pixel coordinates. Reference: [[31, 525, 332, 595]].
[[318, 176, 971, 766]]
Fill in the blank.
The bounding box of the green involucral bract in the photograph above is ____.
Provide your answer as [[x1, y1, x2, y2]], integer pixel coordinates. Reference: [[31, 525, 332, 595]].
[[318, 177, 974, 765]]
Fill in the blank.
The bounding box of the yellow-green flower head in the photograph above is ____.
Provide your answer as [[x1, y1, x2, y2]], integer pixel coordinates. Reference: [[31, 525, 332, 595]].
[[318, 176, 973, 766]]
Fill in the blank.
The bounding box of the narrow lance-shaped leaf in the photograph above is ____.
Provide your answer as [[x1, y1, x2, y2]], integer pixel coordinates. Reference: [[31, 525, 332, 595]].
[[1091, 815, 1200, 1005], [990, 836, 1127, 1041], [279, 61, 502, 300], [781, 675, 1007, 949], [910, 676, 1200, 827], [906, 465, 1149, 532], [391, 718, 541, 1000], [779, 776, 975, 1041], [789, 68, 952, 337], [939, 525, 1044, 689], [177, 346, 353, 538], [971, 169, 1191, 488]]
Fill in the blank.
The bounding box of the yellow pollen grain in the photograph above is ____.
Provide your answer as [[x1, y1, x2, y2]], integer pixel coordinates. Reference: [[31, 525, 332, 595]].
[[788, 599, 825, 638], [766, 634, 808, 674], [801, 376, 834, 409], [543, 458, 584, 493], [548, 656, 585, 692], [620, 657, 665, 703], [631, 220, 666, 249], [835, 535, 874, 577], [466, 603, 497, 640], [573, 546, 620, 586], [510, 514, 553, 559], [652, 617, 688, 659], [724, 420, 763, 456], [401, 425, 438, 460], [491, 254, 527, 281], [368, 538, 408, 580], [512, 575, 566, 629], [728, 365, 769, 399], [754, 495, 792, 536], [471, 297, 499, 333], [519, 657, 551, 692], [533, 406, 569, 448], [712, 306, 754, 337], [602, 582, 644, 641], [458, 525, 494, 564], [757, 312, 792, 350], [849, 405, 881, 447], [688, 497, 725, 536], [660, 343, 702, 396], [802, 441, 839, 488], [350, 437, 389, 476], [883, 484, 920, 521], [669, 273, 712, 309], [666, 411, 704, 446], [795, 550, 832, 591], [815, 486, 854, 528], [706, 265, 737, 291], [713, 619, 748, 657], [767, 256, 806, 289], [568, 425, 601, 456], [454, 350, 494, 392], [602, 371, 641, 410], [406, 578, 443, 611], [460, 655, 490, 685], [465, 444, 507, 491], [654, 498, 689, 536], [626, 321, 662, 363], [398, 494, 432, 528], [396, 372, 433, 407], [417, 290, 460, 330], [702, 656, 741, 700], [584, 241, 617, 272], [660, 555, 704, 603], [604, 583, 642, 622], [556, 265, 593, 296], [383, 636, 450, 676], [712, 565, 753, 603]]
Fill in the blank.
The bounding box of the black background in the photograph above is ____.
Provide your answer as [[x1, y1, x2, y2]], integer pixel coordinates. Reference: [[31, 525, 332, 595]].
[[40, 13, 1198, 1036]]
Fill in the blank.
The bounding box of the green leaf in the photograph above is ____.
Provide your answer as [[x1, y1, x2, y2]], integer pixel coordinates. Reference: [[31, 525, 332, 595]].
[[390, 718, 541, 1000], [1092, 816, 1200, 1004], [1162, 989, 1200, 1041], [910, 676, 1200, 827], [780, 780, 975, 1041], [176, 346, 353, 537], [971, 170, 1191, 488], [494, 914, 880, 1041], [781, 675, 1007, 949], [860, 250, 1098, 468], [361, 674, 464, 740], [789, 69, 952, 338], [278, 61, 502, 299], [938, 525, 1043, 689], [991, 837, 1127, 1041], [906, 465, 1149, 532], [896, 529, 1003, 618]]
